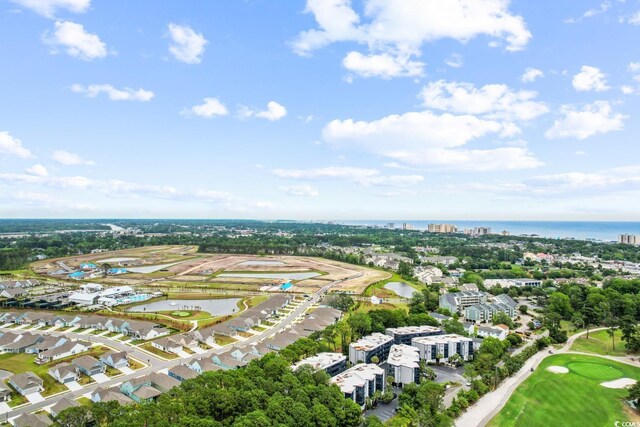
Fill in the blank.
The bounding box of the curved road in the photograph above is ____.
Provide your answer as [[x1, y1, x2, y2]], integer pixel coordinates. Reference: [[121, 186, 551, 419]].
[[1, 281, 334, 421]]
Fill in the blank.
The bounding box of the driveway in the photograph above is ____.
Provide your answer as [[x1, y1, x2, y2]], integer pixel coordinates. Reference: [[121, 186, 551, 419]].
[[119, 367, 134, 375], [25, 392, 44, 403], [90, 373, 110, 383], [66, 381, 83, 391]]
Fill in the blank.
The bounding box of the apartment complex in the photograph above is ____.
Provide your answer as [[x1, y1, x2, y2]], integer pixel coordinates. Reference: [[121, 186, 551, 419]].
[[385, 325, 442, 345], [348, 333, 394, 364], [411, 334, 474, 363], [427, 224, 457, 233], [385, 344, 421, 387], [292, 352, 347, 377], [330, 364, 386, 408], [619, 234, 640, 245], [439, 291, 488, 314]]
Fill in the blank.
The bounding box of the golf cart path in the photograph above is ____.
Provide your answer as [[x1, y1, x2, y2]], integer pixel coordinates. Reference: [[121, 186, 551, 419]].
[[455, 327, 634, 427]]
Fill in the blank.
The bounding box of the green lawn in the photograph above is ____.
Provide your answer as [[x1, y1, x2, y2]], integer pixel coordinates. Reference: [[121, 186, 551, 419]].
[[489, 354, 640, 427], [140, 343, 178, 359], [571, 329, 630, 357], [214, 335, 237, 346]]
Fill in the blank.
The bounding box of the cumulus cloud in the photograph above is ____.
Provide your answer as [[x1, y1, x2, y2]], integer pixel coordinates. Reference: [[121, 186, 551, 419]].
[[52, 150, 94, 165], [545, 101, 626, 140], [444, 53, 463, 69], [322, 109, 542, 171], [420, 80, 548, 122], [521, 68, 543, 83], [627, 11, 640, 25], [525, 166, 640, 194], [572, 65, 609, 92], [168, 23, 208, 64], [0, 132, 33, 158], [293, 0, 531, 79], [273, 166, 424, 187], [10, 0, 89, 18], [71, 84, 154, 101], [343, 51, 424, 78], [279, 184, 320, 197], [241, 101, 287, 121], [182, 98, 228, 118], [43, 20, 107, 60], [25, 164, 48, 177]]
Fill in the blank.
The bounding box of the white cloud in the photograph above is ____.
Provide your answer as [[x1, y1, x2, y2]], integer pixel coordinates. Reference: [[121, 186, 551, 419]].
[[43, 21, 107, 60], [0, 132, 33, 158], [168, 23, 208, 64], [628, 11, 640, 25], [71, 84, 154, 101], [322, 109, 542, 171], [182, 98, 228, 118], [445, 53, 463, 69], [343, 51, 424, 78], [420, 80, 548, 122], [25, 164, 48, 177], [566, 1, 612, 23], [629, 62, 640, 73], [545, 101, 626, 140], [521, 67, 544, 83], [52, 150, 94, 165], [241, 101, 287, 121], [0, 172, 95, 189], [621, 85, 635, 95], [572, 65, 610, 92], [273, 166, 424, 187], [294, 0, 531, 79], [279, 184, 320, 197], [10, 0, 89, 18], [525, 166, 640, 194]]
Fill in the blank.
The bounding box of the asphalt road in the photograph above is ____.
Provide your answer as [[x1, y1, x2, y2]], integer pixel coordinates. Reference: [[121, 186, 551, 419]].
[[1, 281, 334, 421]]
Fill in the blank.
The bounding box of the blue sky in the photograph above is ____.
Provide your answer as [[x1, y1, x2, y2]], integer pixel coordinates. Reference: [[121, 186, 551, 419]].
[[1, 0, 640, 220]]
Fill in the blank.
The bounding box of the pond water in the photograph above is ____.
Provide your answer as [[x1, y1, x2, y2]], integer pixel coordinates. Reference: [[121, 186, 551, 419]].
[[384, 282, 418, 298], [97, 257, 139, 263], [126, 261, 184, 273], [218, 272, 321, 280], [126, 298, 241, 315], [238, 260, 286, 267]]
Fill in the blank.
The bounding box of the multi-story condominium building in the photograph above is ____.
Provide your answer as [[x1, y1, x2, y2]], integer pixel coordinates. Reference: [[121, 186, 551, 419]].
[[292, 352, 347, 377], [427, 224, 457, 233], [477, 325, 509, 340], [330, 364, 385, 409], [385, 326, 442, 345], [464, 302, 516, 322], [349, 333, 394, 364], [439, 291, 488, 314], [619, 234, 640, 245], [385, 344, 420, 387], [493, 294, 518, 309], [485, 278, 542, 288], [411, 334, 474, 363]]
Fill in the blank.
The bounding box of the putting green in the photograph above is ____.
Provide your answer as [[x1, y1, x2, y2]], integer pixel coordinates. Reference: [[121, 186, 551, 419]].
[[170, 311, 191, 317], [489, 354, 640, 427], [567, 361, 623, 380]]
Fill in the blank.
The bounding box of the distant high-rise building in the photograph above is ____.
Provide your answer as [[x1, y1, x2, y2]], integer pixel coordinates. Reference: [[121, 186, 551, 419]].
[[387, 223, 395, 229], [402, 223, 414, 230], [619, 234, 640, 245], [427, 224, 457, 233], [473, 227, 491, 236]]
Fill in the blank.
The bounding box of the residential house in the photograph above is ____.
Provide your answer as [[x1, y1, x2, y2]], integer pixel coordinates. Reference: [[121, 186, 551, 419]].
[[50, 396, 80, 418], [100, 350, 129, 369], [9, 372, 44, 395], [477, 325, 509, 341], [25, 336, 67, 354], [91, 387, 134, 405], [188, 357, 220, 374], [151, 336, 183, 354], [0, 288, 26, 299], [120, 373, 180, 403], [48, 363, 79, 384], [212, 353, 247, 370], [1, 333, 44, 354], [12, 413, 52, 427], [168, 365, 199, 382], [37, 340, 90, 363], [0, 381, 10, 402], [73, 355, 105, 376]]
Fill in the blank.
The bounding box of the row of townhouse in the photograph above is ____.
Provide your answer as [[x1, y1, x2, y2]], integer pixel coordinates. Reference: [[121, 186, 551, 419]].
[[0, 280, 39, 290], [0, 311, 170, 340], [191, 295, 293, 345]]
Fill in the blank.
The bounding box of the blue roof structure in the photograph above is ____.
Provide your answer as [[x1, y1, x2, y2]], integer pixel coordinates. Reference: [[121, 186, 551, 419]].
[[280, 282, 293, 290], [69, 271, 85, 278]]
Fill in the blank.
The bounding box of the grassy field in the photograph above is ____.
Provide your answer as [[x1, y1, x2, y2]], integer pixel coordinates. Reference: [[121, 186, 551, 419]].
[[571, 329, 630, 357], [489, 353, 640, 427]]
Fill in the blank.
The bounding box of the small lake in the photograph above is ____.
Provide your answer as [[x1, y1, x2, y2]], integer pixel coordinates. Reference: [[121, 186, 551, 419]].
[[384, 282, 418, 298], [97, 257, 139, 263], [218, 272, 321, 280], [127, 298, 241, 315], [126, 261, 184, 273], [238, 260, 286, 267]]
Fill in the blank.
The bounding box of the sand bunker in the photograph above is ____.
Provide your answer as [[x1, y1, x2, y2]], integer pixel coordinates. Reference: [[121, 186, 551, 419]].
[[601, 378, 637, 389], [547, 366, 569, 374]]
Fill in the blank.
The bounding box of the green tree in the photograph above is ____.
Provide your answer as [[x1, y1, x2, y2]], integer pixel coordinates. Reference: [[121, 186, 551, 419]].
[[347, 312, 372, 340]]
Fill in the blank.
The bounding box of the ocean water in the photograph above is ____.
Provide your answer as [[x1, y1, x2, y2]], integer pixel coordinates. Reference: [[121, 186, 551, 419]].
[[338, 220, 640, 242]]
